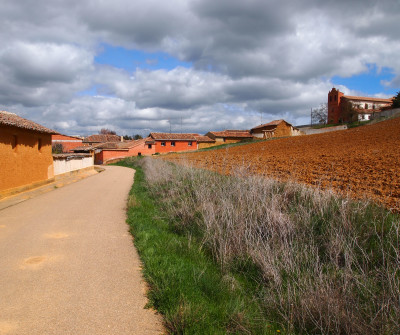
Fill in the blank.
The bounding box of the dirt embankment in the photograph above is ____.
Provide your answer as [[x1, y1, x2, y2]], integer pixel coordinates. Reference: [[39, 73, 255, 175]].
[[161, 118, 400, 211]]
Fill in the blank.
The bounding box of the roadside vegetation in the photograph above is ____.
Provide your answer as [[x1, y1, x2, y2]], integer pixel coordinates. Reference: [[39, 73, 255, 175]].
[[116, 157, 400, 334], [196, 138, 266, 153]]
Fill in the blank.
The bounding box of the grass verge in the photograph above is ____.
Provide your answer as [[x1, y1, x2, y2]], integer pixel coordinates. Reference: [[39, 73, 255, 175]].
[[115, 157, 400, 334], [114, 158, 276, 334]]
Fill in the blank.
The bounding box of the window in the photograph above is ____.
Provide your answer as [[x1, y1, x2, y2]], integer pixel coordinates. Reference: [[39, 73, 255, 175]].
[[171, 141, 175, 147], [188, 141, 192, 146], [365, 103, 368, 109], [38, 138, 42, 152], [161, 142, 166, 146], [330, 96, 332, 102], [334, 95, 337, 101], [148, 144, 152, 149], [12, 135, 17, 150]]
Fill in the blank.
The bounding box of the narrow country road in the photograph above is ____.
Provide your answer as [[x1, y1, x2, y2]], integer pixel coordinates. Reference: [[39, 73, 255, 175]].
[[0, 166, 163, 335]]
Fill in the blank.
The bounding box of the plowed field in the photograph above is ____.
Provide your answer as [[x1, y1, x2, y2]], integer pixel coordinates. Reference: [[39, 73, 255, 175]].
[[161, 117, 400, 211]]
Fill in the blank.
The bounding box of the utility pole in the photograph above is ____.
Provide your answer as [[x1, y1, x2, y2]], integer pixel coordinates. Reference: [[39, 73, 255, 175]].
[[310, 108, 313, 126]]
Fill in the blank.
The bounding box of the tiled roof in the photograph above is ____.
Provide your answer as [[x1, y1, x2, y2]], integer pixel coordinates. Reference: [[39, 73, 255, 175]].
[[207, 130, 252, 138], [83, 134, 121, 143], [0, 111, 58, 134], [251, 119, 288, 131], [195, 135, 215, 143], [52, 134, 83, 140], [343, 95, 393, 103], [71, 144, 98, 152], [149, 133, 199, 141], [53, 153, 92, 159]]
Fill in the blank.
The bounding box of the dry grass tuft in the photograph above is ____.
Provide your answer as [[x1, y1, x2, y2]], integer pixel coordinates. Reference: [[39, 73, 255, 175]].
[[142, 157, 400, 334]]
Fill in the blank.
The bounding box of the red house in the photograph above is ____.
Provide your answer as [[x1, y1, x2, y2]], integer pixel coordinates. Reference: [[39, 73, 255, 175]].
[[52, 134, 83, 152], [149, 133, 199, 154]]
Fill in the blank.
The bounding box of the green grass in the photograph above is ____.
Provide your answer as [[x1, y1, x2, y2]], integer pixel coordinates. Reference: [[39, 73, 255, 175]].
[[114, 158, 277, 334]]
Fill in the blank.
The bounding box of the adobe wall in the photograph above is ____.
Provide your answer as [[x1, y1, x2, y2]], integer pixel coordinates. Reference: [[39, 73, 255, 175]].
[[274, 123, 292, 137], [0, 125, 54, 193], [155, 140, 197, 154], [215, 138, 246, 144]]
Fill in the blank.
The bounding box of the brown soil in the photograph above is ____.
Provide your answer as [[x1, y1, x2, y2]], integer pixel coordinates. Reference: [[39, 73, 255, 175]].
[[161, 117, 400, 211]]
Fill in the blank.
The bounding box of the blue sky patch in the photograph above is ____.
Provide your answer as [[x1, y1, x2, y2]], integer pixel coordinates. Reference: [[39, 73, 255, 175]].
[[332, 64, 397, 96], [95, 44, 192, 72]]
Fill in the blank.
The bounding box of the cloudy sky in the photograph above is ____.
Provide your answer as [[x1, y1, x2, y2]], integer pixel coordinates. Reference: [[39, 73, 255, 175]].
[[1, 0, 399, 136]]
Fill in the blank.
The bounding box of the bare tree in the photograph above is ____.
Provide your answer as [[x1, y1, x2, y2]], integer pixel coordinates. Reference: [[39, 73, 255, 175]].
[[311, 103, 328, 125], [99, 128, 116, 135]]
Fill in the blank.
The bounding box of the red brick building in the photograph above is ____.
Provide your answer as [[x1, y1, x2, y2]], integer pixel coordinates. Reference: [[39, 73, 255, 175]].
[[149, 133, 199, 154], [328, 88, 393, 124], [94, 138, 156, 164], [52, 134, 83, 152]]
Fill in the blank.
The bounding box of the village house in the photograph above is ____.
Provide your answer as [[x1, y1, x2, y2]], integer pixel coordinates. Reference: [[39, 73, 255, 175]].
[[93, 138, 156, 164], [52, 134, 83, 152], [0, 111, 57, 197], [327, 88, 393, 124], [148, 132, 199, 154], [205, 130, 253, 144], [251, 120, 303, 139], [73, 133, 200, 164], [195, 135, 216, 149]]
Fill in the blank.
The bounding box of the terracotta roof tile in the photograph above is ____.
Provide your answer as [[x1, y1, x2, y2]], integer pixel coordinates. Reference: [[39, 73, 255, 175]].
[[251, 119, 288, 131], [83, 134, 121, 143], [0, 111, 58, 134], [207, 130, 252, 138], [195, 135, 215, 143], [343, 95, 393, 103], [72, 145, 97, 152], [150, 133, 199, 141]]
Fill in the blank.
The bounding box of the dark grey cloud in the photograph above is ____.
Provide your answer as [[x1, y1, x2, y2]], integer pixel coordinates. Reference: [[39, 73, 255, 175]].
[[0, 0, 399, 135]]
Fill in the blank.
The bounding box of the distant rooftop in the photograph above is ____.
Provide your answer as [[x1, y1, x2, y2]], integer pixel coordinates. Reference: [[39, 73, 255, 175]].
[[149, 132, 200, 141], [83, 134, 121, 143]]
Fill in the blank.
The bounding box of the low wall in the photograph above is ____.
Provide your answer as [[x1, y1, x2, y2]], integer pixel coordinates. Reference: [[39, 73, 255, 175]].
[[300, 125, 348, 135], [53, 153, 94, 176]]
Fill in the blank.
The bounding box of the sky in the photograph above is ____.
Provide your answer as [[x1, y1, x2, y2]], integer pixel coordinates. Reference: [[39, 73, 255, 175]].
[[0, 0, 399, 136]]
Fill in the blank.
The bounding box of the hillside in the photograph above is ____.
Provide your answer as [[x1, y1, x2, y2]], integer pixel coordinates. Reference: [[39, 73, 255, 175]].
[[161, 117, 400, 211]]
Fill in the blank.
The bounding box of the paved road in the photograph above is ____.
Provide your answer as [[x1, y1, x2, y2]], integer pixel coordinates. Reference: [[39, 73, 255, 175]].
[[0, 166, 163, 335]]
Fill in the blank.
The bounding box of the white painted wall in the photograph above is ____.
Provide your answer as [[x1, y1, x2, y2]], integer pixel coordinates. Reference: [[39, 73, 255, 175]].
[[53, 155, 94, 176], [358, 113, 372, 121]]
